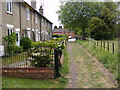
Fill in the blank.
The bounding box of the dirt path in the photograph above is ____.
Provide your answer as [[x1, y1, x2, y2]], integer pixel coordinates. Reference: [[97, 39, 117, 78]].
[[66, 42, 117, 88]]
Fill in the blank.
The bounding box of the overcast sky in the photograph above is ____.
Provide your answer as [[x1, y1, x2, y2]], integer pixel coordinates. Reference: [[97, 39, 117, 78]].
[[24, 0, 61, 27]]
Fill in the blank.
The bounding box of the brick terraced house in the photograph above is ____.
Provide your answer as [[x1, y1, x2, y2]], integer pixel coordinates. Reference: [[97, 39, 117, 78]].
[[52, 26, 80, 39], [0, 0, 53, 56]]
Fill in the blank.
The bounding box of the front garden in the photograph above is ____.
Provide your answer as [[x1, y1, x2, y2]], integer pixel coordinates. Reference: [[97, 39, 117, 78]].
[[2, 33, 69, 88]]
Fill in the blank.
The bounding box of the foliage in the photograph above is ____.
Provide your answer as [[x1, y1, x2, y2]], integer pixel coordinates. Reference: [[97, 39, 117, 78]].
[[57, 2, 102, 39], [90, 2, 118, 40], [20, 37, 32, 51], [13, 46, 23, 53], [32, 40, 65, 50], [52, 34, 68, 38], [29, 39, 66, 67], [3, 32, 21, 54], [57, 1, 118, 40], [89, 17, 110, 40]]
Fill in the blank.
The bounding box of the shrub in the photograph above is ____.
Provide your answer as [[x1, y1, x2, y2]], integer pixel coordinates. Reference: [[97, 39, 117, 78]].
[[3, 32, 16, 54], [13, 46, 23, 53], [20, 37, 32, 51]]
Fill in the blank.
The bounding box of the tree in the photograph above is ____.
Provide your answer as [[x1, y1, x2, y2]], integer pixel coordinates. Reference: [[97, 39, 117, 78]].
[[90, 2, 118, 40], [57, 2, 102, 40], [90, 17, 110, 40]]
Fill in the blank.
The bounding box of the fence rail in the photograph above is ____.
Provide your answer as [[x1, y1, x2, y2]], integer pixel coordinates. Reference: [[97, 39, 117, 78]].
[[92, 40, 118, 54]]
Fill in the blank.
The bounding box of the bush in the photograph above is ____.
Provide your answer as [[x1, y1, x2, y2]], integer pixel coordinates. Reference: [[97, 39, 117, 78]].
[[13, 46, 23, 53], [3, 32, 16, 54], [20, 37, 32, 51]]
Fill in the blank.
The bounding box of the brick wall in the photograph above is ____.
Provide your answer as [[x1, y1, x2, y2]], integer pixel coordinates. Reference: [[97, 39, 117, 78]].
[[1, 67, 54, 79]]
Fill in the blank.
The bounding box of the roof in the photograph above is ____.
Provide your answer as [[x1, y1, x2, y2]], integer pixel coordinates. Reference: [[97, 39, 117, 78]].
[[52, 28, 74, 33], [21, 0, 53, 24]]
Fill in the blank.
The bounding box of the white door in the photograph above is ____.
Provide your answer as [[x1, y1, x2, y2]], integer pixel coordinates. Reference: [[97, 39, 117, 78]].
[[27, 31, 31, 39]]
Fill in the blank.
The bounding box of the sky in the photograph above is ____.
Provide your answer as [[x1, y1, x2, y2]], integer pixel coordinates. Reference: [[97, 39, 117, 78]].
[[24, 0, 61, 27]]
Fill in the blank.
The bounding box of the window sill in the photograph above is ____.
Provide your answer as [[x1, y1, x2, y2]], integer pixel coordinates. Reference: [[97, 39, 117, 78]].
[[26, 19, 30, 21], [6, 11, 12, 15]]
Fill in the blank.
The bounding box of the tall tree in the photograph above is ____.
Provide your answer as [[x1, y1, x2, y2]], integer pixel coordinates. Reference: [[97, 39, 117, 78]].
[[57, 2, 102, 39], [90, 2, 118, 39]]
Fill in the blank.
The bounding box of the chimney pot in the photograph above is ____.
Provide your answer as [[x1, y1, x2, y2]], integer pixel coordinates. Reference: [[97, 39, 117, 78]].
[[39, 6, 44, 15]]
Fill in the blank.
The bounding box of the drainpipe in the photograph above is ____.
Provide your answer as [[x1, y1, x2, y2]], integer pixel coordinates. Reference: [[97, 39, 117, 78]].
[[40, 15, 42, 41], [31, 10, 32, 41], [19, 2, 22, 38]]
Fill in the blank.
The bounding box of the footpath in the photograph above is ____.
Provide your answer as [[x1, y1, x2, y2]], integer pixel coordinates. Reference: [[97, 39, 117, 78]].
[[66, 42, 117, 88]]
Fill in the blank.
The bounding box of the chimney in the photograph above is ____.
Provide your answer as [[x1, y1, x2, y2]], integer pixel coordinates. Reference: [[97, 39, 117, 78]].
[[59, 26, 62, 28], [39, 6, 43, 15], [31, 0, 36, 9]]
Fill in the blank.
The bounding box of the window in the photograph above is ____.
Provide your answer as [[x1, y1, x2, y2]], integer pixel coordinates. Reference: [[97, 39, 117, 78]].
[[26, 8, 30, 20], [7, 28, 13, 35], [35, 13, 38, 24], [6, 0, 12, 14], [42, 18, 44, 26], [7, 24, 13, 35], [16, 33, 18, 42]]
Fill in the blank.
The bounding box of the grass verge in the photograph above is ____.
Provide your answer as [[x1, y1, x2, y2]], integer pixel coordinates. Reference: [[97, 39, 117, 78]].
[[2, 47, 69, 88], [76, 40, 118, 81]]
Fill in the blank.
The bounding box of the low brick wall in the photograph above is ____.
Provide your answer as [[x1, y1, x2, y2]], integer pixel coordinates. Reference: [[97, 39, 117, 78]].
[[1, 67, 54, 79]]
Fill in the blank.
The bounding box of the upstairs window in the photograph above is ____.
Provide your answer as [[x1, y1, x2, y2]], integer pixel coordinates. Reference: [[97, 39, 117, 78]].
[[35, 13, 38, 24], [6, 0, 12, 14], [26, 8, 30, 20]]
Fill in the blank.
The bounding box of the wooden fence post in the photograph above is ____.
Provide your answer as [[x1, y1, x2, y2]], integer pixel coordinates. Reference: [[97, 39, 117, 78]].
[[112, 43, 114, 54], [107, 42, 109, 51], [54, 48, 60, 78], [97, 41, 98, 46], [103, 41, 105, 50], [101, 41, 102, 49]]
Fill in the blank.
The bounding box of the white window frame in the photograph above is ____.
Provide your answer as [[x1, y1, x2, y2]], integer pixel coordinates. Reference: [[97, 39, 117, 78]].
[[26, 7, 30, 20], [35, 13, 38, 24], [6, 0, 12, 14], [35, 30, 38, 41], [7, 24, 14, 35], [15, 28, 20, 46]]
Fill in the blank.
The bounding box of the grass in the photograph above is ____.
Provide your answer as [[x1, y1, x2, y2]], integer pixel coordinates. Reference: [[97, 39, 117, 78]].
[[2, 52, 27, 65], [94, 40, 118, 53], [77, 40, 118, 81], [2, 47, 69, 88], [68, 43, 116, 88]]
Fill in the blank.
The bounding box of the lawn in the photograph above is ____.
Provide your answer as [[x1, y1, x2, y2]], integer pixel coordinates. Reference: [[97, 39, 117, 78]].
[[2, 47, 69, 88]]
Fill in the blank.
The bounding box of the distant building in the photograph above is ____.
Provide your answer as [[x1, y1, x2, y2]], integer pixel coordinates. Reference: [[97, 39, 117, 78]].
[[52, 26, 80, 38]]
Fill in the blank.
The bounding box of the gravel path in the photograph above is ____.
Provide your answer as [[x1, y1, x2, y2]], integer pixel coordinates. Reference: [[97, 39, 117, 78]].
[[66, 42, 117, 88]]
